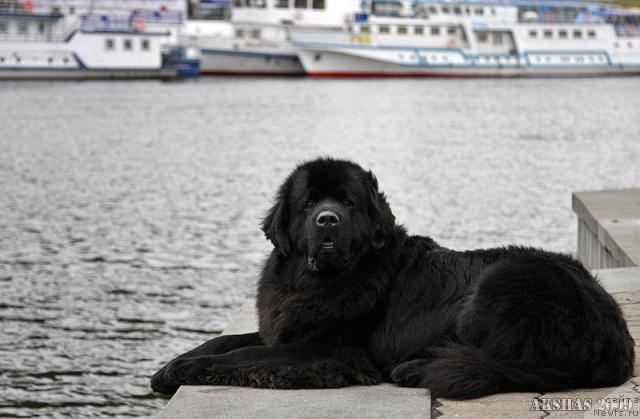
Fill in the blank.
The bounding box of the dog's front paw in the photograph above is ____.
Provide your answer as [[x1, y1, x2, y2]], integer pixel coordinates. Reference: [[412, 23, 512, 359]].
[[150, 357, 209, 394], [390, 359, 430, 387], [353, 364, 382, 385]]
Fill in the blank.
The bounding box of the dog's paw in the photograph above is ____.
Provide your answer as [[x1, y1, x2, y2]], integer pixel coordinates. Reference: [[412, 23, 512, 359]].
[[390, 359, 430, 387], [353, 364, 382, 385], [150, 357, 210, 394]]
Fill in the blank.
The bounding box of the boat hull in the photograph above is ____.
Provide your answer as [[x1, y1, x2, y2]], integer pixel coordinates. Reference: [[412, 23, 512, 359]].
[[199, 48, 305, 76], [297, 46, 640, 78], [0, 69, 176, 80]]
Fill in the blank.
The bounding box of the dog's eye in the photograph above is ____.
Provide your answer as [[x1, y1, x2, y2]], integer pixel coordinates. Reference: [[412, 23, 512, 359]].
[[304, 201, 315, 211], [342, 199, 353, 208]]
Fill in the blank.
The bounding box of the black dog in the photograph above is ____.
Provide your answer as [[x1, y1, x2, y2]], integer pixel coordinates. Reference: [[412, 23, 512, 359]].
[[151, 158, 634, 399]]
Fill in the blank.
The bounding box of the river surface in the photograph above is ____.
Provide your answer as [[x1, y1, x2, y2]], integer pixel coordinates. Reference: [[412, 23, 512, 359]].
[[1, 78, 639, 417]]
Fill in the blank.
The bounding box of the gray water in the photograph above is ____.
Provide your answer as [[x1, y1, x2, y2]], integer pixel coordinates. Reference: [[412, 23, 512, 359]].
[[0, 78, 639, 417]]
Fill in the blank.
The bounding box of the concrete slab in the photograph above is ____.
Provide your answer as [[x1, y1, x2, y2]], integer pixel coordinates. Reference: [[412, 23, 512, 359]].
[[159, 385, 430, 419], [436, 394, 542, 418], [573, 189, 640, 267], [220, 300, 258, 336], [595, 268, 640, 293]]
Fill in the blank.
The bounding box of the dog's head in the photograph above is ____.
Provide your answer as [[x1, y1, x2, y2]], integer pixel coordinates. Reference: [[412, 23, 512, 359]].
[[262, 158, 395, 272]]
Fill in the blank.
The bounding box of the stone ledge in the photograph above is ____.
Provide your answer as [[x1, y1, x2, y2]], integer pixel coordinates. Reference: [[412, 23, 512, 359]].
[[573, 188, 640, 267]]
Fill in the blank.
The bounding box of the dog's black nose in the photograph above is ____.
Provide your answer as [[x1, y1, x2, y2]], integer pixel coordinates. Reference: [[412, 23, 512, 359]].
[[316, 210, 340, 227]]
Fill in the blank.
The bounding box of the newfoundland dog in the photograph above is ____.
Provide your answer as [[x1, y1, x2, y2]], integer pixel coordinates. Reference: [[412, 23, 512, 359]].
[[151, 157, 634, 399]]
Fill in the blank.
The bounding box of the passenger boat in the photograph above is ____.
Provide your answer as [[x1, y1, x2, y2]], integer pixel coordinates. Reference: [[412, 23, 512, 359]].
[[197, 0, 640, 78], [290, 0, 640, 77], [180, 0, 322, 76], [0, 0, 191, 79]]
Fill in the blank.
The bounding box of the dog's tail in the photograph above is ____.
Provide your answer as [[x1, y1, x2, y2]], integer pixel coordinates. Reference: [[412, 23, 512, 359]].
[[423, 343, 632, 400]]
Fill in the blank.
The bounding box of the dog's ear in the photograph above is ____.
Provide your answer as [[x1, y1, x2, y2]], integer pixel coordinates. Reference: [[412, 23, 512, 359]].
[[261, 183, 292, 257], [366, 170, 395, 249]]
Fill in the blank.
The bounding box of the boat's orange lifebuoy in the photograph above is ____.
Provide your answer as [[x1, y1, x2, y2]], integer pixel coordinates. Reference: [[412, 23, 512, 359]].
[[134, 17, 145, 32], [23, 0, 34, 12], [447, 37, 457, 48]]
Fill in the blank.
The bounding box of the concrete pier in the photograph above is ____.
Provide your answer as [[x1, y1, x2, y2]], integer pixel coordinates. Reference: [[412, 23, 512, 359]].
[[159, 188, 640, 418], [573, 188, 640, 269]]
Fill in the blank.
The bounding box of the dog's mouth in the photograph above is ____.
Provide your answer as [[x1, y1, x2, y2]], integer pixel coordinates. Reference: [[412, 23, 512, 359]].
[[321, 241, 334, 250]]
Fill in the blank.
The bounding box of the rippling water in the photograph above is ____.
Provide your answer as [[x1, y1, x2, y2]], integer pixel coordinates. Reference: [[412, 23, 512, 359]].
[[1, 78, 639, 417]]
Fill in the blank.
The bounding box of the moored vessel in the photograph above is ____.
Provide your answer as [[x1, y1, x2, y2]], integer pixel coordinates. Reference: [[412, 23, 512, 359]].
[[0, 0, 188, 79], [289, 0, 640, 77]]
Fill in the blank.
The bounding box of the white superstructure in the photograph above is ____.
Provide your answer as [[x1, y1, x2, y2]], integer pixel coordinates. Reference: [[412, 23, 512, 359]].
[[0, 0, 186, 79]]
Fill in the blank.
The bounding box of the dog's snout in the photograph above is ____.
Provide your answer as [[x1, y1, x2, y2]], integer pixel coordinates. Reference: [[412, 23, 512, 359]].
[[316, 210, 340, 227]]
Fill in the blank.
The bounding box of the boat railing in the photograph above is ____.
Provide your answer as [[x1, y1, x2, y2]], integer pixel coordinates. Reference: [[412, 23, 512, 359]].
[[0, 32, 67, 42], [80, 11, 183, 32], [0, 0, 29, 14]]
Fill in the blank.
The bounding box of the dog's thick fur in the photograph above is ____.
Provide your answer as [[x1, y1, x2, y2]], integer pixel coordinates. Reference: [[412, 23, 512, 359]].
[[151, 158, 634, 399]]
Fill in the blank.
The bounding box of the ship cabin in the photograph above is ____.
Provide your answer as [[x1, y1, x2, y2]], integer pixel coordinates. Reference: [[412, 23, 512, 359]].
[[339, 0, 640, 62]]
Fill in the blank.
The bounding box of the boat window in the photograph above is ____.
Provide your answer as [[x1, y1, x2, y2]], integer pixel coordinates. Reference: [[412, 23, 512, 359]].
[[234, 0, 243, 7], [454, 6, 462, 15], [123, 39, 133, 50], [465, 7, 470, 15], [441, 6, 450, 14], [141, 39, 150, 50], [251, 28, 261, 39], [493, 32, 503, 45], [312, 0, 324, 9], [18, 21, 28, 35], [379, 25, 390, 34], [0, 22, 7, 34], [477, 32, 488, 42], [558, 29, 567, 39], [0, 57, 4, 63], [474, 7, 484, 15], [360, 25, 370, 34], [235, 28, 244, 38], [429, 6, 437, 14], [253, 0, 266, 7], [38, 22, 45, 34], [294, 0, 306, 9], [414, 26, 424, 35], [588, 29, 596, 38], [276, 0, 288, 7], [431, 26, 440, 35], [544, 29, 552, 38], [491, 8, 496, 15], [573, 29, 581, 38], [69, 6, 75, 14], [447, 26, 456, 35], [529, 29, 537, 38], [398, 25, 408, 35], [105, 39, 115, 50]]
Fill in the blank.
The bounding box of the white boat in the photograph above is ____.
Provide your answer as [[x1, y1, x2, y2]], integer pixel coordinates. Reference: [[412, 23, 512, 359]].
[[180, 0, 353, 76], [290, 0, 640, 77], [0, 0, 189, 79]]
